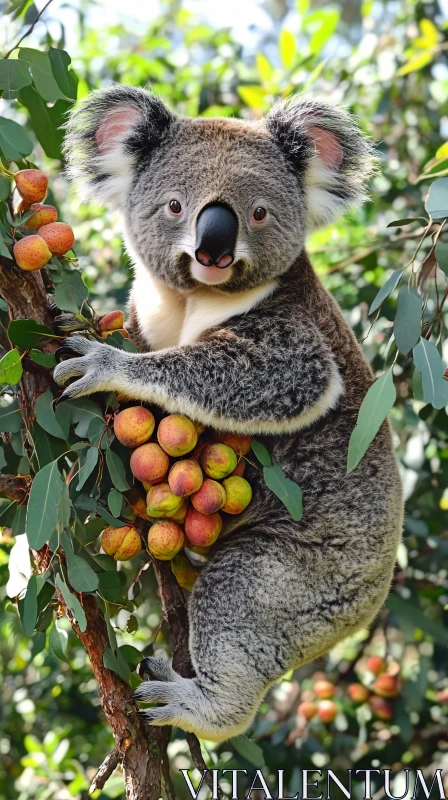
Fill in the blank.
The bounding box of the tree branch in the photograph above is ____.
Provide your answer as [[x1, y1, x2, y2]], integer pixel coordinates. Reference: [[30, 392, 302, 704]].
[[89, 748, 122, 794], [4, 0, 55, 59]]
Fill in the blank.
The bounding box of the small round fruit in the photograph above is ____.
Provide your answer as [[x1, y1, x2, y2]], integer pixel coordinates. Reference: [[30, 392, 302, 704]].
[[317, 700, 338, 723], [214, 431, 252, 456], [191, 479, 226, 514], [200, 443, 237, 479], [13, 235, 52, 271], [146, 482, 184, 518], [230, 459, 246, 478], [25, 203, 58, 230], [157, 414, 198, 457], [347, 683, 370, 704], [130, 442, 169, 483], [372, 674, 399, 698], [114, 406, 155, 448], [15, 169, 48, 203], [168, 459, 203, 497], [366, 656, 387, 676], [368, 695, 393, 721], [221, 476, 252, 514], [101, 327, 131, 340], [185, 506, 222, 547], [99, 310, 125, 332], [171, 552, 200, 590], [147, 520, 184, 561], [114, 528, 142, 561], [298, 701, 317, 721], [314, 680, 335, 699], [38, 221, 75, 255], [102, 525, 141, 560]]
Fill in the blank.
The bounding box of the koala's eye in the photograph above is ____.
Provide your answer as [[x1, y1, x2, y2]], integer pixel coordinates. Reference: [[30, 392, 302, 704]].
[[253, 206, 267, 222], [169, 199, 182, 214]]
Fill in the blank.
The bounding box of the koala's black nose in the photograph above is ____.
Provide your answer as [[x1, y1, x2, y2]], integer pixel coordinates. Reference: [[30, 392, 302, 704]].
[[195, 203, 238, 268]]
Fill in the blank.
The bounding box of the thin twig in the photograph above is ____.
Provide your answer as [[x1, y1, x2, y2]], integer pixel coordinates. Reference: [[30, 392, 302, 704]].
[[186, 733, 225, 800], [89, 748, 122, 794], [4, 0, 55, 58], [161, 757, 177, 800]]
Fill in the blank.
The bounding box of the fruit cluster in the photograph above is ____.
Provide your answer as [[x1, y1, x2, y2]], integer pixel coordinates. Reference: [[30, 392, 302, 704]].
[[297, 658, 400, 726], [12, 169, 75, 271], [101, 405, 252, 589]]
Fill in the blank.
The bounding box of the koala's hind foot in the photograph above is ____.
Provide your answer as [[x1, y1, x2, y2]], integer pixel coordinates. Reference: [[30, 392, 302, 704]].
[[132, 656, 259, 742]]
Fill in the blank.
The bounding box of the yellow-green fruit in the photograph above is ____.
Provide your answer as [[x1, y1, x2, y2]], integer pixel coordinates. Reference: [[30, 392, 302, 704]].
[[114, 406, 155, 448], [213, 431, 252, 456], [157, 414, 198, 457], [102, 525, 142, 560], [25, 203, 58, 230], [148, 520, 184, 560], [171, 552, 200, 590], [146, 482, 184, 518], [200, 443, 237, 480], [221, 476, 252, 514], [130, 442, 169, 484], [191, 479, 226, 514], [168, 459, 203, 497], [13, 235, 52, 271], [169, 498, 189, 524], [15, 169, 48, 203], [99, 310, 125, 332]]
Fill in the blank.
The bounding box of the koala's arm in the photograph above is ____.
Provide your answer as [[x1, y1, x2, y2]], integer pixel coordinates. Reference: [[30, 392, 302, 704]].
[[53, 317, 343, 434]]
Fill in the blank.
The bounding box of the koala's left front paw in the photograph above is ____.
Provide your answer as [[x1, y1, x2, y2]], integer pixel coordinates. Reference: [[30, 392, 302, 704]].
[[53, 335, 123, 401]]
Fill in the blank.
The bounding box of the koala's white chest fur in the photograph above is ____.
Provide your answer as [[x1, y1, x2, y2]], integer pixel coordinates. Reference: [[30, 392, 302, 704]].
[[130, 267, 277, 351]]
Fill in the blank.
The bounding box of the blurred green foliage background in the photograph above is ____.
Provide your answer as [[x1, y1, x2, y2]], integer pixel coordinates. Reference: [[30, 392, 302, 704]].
[[1, 0, 448, 797]]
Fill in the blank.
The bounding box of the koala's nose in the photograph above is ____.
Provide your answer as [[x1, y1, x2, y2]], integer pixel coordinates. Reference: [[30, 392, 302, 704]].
[[195, 203, 238, 269]]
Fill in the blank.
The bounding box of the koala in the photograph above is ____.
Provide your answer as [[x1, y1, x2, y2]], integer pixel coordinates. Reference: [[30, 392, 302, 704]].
[[54, 86, 403, 742]]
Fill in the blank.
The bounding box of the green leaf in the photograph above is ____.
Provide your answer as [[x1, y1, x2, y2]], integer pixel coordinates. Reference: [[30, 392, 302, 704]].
[[29, 349, 57, 368], [425, 178, 448, 219], [8, 319, 54, 349], [63, 397, 103, 437], [126, 614, 138, 634], [386, 217, 426, 227], [29, 423, 67, 470], [393, 285, 422, 355], [435, 240, 448, 276], [119, 644, 142, 667], [106, 448, 130, 492], [263, 463, 303, 521], [237, 85, 268, 110], [35, 387, 66, 440], [0, 175, 11, 201], [87, 416, 107, 448], [0, 59, 32, 95], [347, 370, 396, 474], [0, 349, 22, 385], [0, 400, 23, 433], [413, 338, 448, 410], [251, 439, 272, 467], [369, 269, 403, 315], [55, 574, 87, 632], [77, 447, 99, 491], [108, 489, 123, 517], [103, 609, 118, 654], [0, 116, 33, 161], [230, 735, 265, 767], [412, 368, 424, 402], [256, 53, 274, 83], [64, 543, 98, 592], [54, 270, 88, 313], [18, 84, 69, 160], [49, 619, 69, 662], [18, 47, 68, 102], [387, 593, 448, 643], [48, 48, 77, 100], [22, 574, 38, 637], [103, 645, 131, 683], [279, 29, 296, 69], [26, 460, 64, 549], [0, 234, 12, 260], [97, 571, 126, 602]]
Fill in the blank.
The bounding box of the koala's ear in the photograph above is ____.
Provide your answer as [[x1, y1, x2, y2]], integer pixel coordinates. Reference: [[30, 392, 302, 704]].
[[266, 97, 375, 228], [64, 85, 173, 208]]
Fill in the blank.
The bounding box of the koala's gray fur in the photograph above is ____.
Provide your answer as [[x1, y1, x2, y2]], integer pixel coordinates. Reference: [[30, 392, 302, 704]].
[[55, 86, 403, 742]]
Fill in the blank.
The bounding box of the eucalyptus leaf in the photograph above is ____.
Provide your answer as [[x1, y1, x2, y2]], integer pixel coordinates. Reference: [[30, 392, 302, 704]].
[[35, 388, 66, 440], [413, 338, 448, 410], [393, 285, 422, 355], [55, 574, 87, 632], [103, 645, 131, 683], [0, 116, 33, 160], [64, 547, 98, 593], [49, 619, 69, 663], [263, 463, 303, 520], [347, 370, 396, 473], [0, 349, 22, 386], [106, 448, 130, 491], [77, 447, 99, 491], [22, 574, 38, 637], [251, 439, 272, 467], [18, 47, 68, 102], [0, 59, 32, 95], [26, 460, 64, 549], [435, 240, 448, 276], [108, 489, 123, 517], [425, 178, 448, 219], [54, 270, 88, 313], [369, 269, 403, 315], [0, 400, 23, 433], [8, 319, 54, 350], [29, 349, 57, 369]]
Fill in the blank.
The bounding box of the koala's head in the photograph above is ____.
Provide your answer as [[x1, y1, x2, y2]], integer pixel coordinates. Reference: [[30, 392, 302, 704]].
[[65, 85, 374, 292]]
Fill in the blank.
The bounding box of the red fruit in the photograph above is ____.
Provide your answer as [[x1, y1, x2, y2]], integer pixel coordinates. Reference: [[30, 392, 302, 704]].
[[191, 479, 226, 514], [25, 203, 58, 230], [168, 459, 203, 497], [366, 656, 386, 676], [317, 700, 337, 723], [230, 459, 246, 477], [372, 674, 399, 698], [38, 222, 75, 255], [99, 310, 125, 332], [314, 680, 335, 699], [157, 414, 198, 457], [347, 683, 370, 704], [13, 235, 52, 271], [368, 695, 393, 720], [200, 442, 237, 479], [130, 442, 169, 483], [15, 169, 48, 203], [185, 506, 222, 547], [297, 701, 317, 721], [113, 406, 155, 448], [147, 520, 184, 561]]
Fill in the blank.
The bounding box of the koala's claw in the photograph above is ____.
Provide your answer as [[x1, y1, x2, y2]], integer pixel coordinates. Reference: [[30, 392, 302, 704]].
[[137, 656, 178, 683], [53, 335, 119, 401], [55, 345, 79, 362]]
